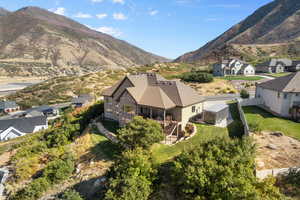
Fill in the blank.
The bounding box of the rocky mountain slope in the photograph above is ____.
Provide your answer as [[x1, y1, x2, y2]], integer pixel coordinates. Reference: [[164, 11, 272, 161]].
[[176, 0, 300, 64], [0, 7, 168, 77]]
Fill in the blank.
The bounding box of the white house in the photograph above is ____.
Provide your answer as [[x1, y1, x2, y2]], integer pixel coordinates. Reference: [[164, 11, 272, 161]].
[[0, 116, 48, 141], [255, 72, 300, 121], [213, 59, 255, 76]]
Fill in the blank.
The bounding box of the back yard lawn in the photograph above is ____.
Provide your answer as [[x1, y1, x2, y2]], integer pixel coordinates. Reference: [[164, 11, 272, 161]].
[[243, 106, 300, 140], [150, 124, 229, 164], [218, 76, 264, 81]]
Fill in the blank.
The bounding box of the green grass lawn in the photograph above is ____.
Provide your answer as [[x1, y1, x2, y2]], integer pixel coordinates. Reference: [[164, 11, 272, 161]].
[[218, 76, 264, 81], [243, 106, 300, 140], [150, 124, 229, 164], [269, 72, 291, 78]]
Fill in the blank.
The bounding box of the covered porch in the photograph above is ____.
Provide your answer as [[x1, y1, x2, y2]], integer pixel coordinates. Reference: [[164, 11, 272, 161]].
[[291, 102, 300, 122]]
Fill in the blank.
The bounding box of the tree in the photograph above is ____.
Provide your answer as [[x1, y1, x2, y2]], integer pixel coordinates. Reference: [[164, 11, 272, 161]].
[[240, 89, 250, 99], [104, 148, 156, 200], [172, 138, 283, 200], [117, 116, 164, 150], [61, 189, 83, 200]]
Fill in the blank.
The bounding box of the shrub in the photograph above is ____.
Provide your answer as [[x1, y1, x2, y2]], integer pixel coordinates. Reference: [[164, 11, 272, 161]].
[[180, 71, 213, 83], [61, 189, 83, 200], [13, 177, 50, 200], [249, 121, 262, 133], [104, 148, 155, 200], [43, 155, 75, 184], [240, 89, 250, 99], [117, 116, 164, 150], [172, 138, 282, 200]]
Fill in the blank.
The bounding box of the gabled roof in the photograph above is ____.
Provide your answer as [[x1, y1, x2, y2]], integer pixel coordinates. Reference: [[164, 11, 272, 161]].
[[0, 101, 18, 110], [257, 72, 300, 92], [102, 73, 205, 109], [0, 116, 47, 133]]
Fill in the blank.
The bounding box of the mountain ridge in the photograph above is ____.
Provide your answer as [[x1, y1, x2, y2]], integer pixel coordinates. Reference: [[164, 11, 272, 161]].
[[0, 6, 168, 77], [175, 0, 300, 64]]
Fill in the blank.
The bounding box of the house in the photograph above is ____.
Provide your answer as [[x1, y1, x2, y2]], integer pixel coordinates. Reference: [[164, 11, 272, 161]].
[[25, 105, 60, 117], [255, 72, 300, 121], [0, 116, 48, 141], [255, 58, 292, 73], [72, 94, 94, 108], [291, 61, 300, 72], [213, 59, 255, 76], [0, 101, 20, 113], [102, 73, 205, 138]]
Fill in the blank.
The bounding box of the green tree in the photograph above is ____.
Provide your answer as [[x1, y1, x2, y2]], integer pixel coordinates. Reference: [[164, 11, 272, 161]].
[[240, 89, 250, 99], [117, 116, 164, 150], [61, 189, 83, 200], [104, 148, 156, 200], [180, 71, 213, 83], [172, 138, 283, 200]]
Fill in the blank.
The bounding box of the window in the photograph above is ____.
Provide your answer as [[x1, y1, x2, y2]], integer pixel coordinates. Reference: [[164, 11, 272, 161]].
[[192, 106, 196, 113], [296, 93, 299, 97], [123, 105, 134, 113], [284, 93, 288, 99]]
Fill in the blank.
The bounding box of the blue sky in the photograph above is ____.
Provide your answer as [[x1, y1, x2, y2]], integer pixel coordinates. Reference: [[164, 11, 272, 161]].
[[2, 0, 273, 59]]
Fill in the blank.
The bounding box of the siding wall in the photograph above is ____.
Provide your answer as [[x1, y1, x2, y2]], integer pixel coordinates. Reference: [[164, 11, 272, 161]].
[[181, 102, 203, 128]]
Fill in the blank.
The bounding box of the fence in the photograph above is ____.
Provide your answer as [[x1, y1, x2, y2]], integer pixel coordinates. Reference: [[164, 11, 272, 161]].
[[239, 98, 263, 107], [256, 167, 300, 179], [236, 99, 250, 136]]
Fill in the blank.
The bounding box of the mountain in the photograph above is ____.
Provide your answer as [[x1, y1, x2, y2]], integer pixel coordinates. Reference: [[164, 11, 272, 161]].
[[0, 7, 168, 77], [0, 8, 10, 17], [176, 0, 300, 64]]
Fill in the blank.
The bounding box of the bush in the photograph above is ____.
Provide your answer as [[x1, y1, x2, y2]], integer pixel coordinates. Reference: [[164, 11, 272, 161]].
[[172, 138, 282, 200], [180, 71, 213, 83], [61, 189, 83, 200], [43, 155, 75, 184], [12, 177, 50, 200], [240, 89, 250, 99], [249, 121, 262, 133], [117, 116, 164, 150], [104, 148, 155, 200]]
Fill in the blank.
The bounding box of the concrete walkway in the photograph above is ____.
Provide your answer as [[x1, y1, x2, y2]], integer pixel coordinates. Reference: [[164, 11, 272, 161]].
[[94, 121, 118, 143]]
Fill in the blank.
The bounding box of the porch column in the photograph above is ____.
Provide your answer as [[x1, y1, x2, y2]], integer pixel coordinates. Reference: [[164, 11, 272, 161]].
[[150, 107, 153, 119], [163, 110, 166, 128]]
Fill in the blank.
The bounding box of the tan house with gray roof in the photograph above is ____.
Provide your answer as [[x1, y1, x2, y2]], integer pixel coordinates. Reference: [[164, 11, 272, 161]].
[[255, 72, 300, 121], [102, 73, 205, 136]]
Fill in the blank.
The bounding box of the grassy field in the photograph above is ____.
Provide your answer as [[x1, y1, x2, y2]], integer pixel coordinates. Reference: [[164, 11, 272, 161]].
[[218, 76, 264, 81], [150, 124, 229, 164], [243, 106, 300, 140], [269, 72, 291, 78]]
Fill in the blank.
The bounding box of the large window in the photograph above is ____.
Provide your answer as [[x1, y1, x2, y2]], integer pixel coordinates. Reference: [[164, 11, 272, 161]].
[[123, 105, 134, 113]]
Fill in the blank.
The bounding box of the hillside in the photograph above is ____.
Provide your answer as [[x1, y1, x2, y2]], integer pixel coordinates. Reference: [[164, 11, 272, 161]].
[[0, 8, 10, 17], [176, 0, 300, 64], [0, 7, 168, 77], [3, 63, 236, 108]]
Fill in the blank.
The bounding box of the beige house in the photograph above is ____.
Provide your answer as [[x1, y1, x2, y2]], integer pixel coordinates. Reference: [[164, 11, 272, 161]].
[[102, 73, 205, 137], [256, 72, 300, 121]]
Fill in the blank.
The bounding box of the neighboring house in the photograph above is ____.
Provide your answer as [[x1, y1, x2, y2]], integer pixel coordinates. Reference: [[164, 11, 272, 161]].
[[213, 59, 255, 76], [25, 105, 60, 117], [72, 94, 94, 108], [0, 116, 48, 141], [0, 101, 20, 113], [102, 73, 205, 137], [255, 72, 300, 121], [255, 58, 292, 73], [291, 61, 300, 72]]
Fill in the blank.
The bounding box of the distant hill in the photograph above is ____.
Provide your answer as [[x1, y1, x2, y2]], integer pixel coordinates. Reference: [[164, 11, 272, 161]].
[[175, 0, 300, 64], [0, 7, 168, 77]]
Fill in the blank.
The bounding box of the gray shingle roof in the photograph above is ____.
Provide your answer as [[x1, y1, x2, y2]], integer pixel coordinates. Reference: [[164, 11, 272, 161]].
[[257, 72, 300, 92], [0, 116, 47, 133]]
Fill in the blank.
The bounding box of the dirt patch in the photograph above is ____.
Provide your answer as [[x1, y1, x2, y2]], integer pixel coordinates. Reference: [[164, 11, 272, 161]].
[[254, 131, 300, 170]]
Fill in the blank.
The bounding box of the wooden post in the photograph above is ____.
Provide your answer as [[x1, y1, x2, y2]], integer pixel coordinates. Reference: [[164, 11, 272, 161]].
[[150, 107, 153, 119], [163, 110, 166, 128]]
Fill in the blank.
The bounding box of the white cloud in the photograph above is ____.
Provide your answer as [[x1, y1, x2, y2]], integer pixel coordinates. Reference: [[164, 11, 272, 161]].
[[149, 10, 158, 16], [112, 0, 125, 4], [113, 12, 127, 20], [95, 26, 122, 37], [209, 4, 241, 8], [96, 13, 108, 19], [91, 0, 104, 2], [204, 17, 221, 22], [74, 12, 92, 18], [49, 7, 66, 15]]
